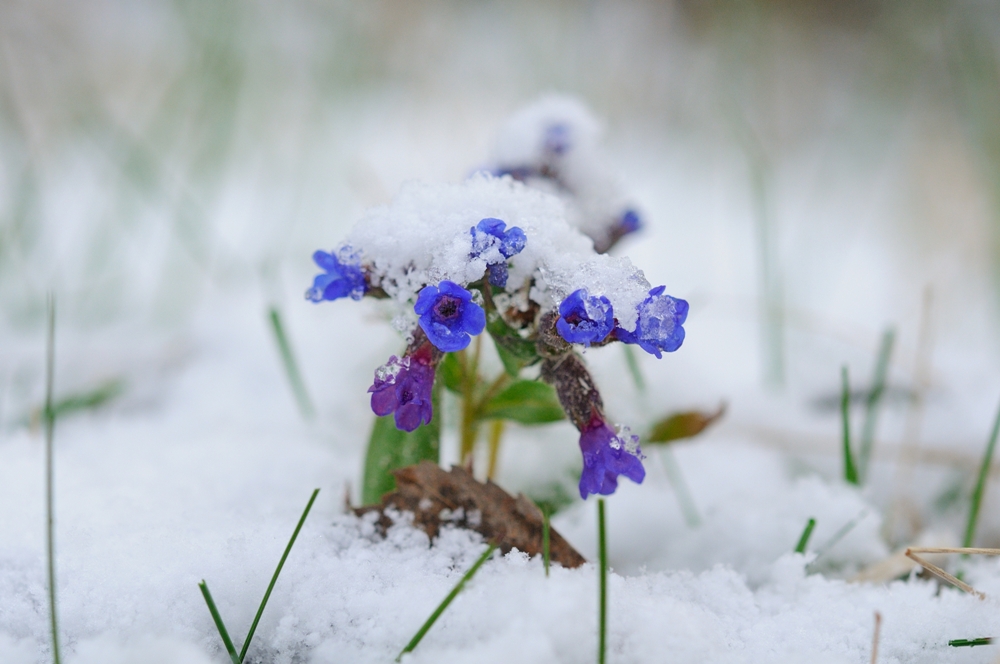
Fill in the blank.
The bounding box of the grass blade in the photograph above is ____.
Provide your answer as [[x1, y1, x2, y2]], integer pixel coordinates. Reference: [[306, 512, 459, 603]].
[[597, 498, 608, 664], [239, 488, 320, 662], [858, 328, 895, 483], [807, 509, 869, 571], [396, 543, 497, 662], [622, 344, 645, 393], [659, 449, 701, 528], [963, 396, 1000, 547], [794, 518, 816, 554], [44, 294, 62, 664], [268, 307, 315, 421], [949, 637, 993, 647], [841, 365, 859, 485], [542, 508, 551, 577], [198, 581, 241, 664]]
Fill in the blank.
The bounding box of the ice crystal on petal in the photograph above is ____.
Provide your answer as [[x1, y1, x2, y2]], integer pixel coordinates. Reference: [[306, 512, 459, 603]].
[[578, 417, 645, 499], [556, 288, 614, 346], [470, 217, 527, 288], [305, 248, 366, 302], [616, 286, 688, 358]]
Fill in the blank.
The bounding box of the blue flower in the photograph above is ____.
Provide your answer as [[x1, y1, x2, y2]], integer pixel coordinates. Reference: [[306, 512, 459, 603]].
[[578, 417, 645, 499], [543, 123, 571, 156], [615, 286, 688, 358], [470, 218, 527, 288], [305, 249, 366, 302], [556, 289, 614, 346], [618, 209, 641, 235], [414, 281, 486, 352], [368, 355, 435, 432]]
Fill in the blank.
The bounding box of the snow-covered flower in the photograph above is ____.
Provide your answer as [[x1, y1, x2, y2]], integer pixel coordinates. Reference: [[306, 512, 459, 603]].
[[556, 288, 614, 347], [368, 353, 435, 432], [616, 286, 688, 358], [305, 249, 366, 302], [578, 417, 645, 498], [469, 217, 527, 288], [414, 280, 486, 352]]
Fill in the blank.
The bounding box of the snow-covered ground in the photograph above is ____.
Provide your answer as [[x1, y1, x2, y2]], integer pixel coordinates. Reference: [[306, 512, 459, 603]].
[[6, 1, 1000, 662]]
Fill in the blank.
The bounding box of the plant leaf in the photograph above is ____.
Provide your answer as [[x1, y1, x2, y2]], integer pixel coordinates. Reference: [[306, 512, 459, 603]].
[[486, 313, 539, 376], [361, 379, 441, 504], [438, 352, 465, 394], [647, 403, 726, 444], [480, 380, 564, 424]]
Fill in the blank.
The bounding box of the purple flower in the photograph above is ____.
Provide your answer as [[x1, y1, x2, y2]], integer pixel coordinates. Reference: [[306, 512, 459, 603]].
[[556, 289, 614, 346], [615, 286, 688, 358], [578, 417, 645, 499], [368, 355, 435, 432], [414, 281, 486, 352], [618, 209, 641, 235], [470, 218, 527, 288], [305, 249, 366, 302]]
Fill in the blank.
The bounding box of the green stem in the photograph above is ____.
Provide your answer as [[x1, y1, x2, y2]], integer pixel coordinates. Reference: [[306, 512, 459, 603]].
[[459, 337, 482, 465], [858, 328, 895, 483], [396, 543, 497, 661], [622, 344, 645, 393], [794, 518, 816, 554], [239, 488, 320, 662], [486, 420, 505, 481], [44, 294, 61, 664], [542, 508, 551, 578], [597, 499, 608, 664], [198, 581, 241, 664], [660, 449, 701, 528], [841, 365, 858, 485], [963, 396, 1000, 548], [268, 307, 315, 421]]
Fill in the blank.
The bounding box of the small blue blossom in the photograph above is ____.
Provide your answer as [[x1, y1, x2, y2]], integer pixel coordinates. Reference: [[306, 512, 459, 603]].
[[618, 209, 641, 235], [305, 249, 366, 302], [578, 417, 645, 499], [414, 281, 486, 352], [556, 289, 614, 346], [615, 286, 688, 358], [470, 218, 527, 288], [368, 355, 435, 432], [544, 123, 571, 156]]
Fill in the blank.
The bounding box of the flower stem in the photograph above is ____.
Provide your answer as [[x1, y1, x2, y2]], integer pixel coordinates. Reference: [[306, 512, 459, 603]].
[[486, 419, 505, 480], [597, 499, 608, 664], [459, 336, 482, 465]]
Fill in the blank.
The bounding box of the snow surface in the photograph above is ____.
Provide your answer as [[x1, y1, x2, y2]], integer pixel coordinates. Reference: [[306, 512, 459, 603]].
[[3, 289, 1000, 664]]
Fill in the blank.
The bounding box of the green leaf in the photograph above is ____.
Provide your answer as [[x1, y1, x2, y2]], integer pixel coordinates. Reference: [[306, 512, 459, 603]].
[[647, 404, 726, 444], [486, 313, 539, 376], [480, 380, 564, 424], [438, 352, 465, 394], [361, 379, 441, 504]]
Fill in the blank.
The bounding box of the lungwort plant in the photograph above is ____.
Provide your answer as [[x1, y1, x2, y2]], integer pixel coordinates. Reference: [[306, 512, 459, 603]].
[[308, 175, 686, 505]]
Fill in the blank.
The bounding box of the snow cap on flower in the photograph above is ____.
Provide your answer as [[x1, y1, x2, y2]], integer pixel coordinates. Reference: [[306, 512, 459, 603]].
[[470, 217, 527, 288], [556, 288, 614, 347], [578, 417, 645, 499], [368, 355, 435, 432], [414, 280, 486, 352], [341, 175, 652, 332], [616, 286, 688, 358], [305, 248, 366, 302]]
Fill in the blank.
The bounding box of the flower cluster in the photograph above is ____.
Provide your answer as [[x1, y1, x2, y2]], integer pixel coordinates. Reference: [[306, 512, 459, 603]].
[[307, 175, 687, 500]]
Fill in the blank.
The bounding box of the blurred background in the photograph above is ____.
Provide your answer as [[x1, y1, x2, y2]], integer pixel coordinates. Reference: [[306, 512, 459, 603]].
[[5, 0, 1000, 546]]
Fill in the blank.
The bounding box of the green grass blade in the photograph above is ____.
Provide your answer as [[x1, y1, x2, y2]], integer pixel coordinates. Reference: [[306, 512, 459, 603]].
[[239, 488, 320, 662], [597, 499, 608, 664], [794, 518, 816, 554], [198, 581, 241, 664], [542, 508, 551, 577], [807, 509, 869, 571], [44, 294, 62, 664], [949, 637, 993, 647], [858, 328, 895, 483], [963, 397, 1000, 547], [841, 365, 858, 485], [268, 307, 315, 421], [396, 543, 497, 662], [622, 344, 645, 393], [659, 449, 701, 528]]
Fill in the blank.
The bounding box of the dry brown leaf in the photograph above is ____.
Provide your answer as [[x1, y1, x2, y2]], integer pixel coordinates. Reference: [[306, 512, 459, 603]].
[[355, 461, 586, 568]]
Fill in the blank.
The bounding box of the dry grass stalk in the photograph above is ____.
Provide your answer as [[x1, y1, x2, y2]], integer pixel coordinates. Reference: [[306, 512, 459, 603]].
[[870, 611, 882, 664], [904, 547, 1000, 599]]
